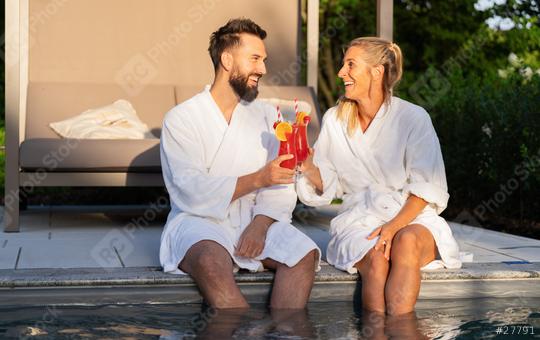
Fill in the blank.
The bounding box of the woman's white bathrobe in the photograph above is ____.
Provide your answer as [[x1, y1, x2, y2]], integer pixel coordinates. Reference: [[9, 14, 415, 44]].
[[297, 97, 461, 273], [160, 86, 320, 274]]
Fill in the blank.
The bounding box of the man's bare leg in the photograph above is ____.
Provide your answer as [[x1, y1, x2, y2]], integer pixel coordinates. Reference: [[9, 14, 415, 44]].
[[261, 249, 317, 309], [179, 240, 249, 309], [196, 308, 249, 340], [354, 248, 390, 313], [385, 224, 437, 315], [270, 308, 316, 337]]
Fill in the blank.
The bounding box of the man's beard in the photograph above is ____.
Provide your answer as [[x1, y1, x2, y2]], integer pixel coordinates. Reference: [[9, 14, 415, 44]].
[[229, 70, 260, 102]]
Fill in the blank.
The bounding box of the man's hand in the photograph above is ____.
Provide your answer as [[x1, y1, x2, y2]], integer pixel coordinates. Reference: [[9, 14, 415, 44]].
[[232, 154, 295, 202], [255, 154, 296, 188], [235, 215, 275, 258]]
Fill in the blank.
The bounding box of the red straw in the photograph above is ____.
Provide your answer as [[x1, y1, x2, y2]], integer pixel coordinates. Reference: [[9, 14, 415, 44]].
[[277, 105, 282, 121], [294, 98, 299, 118]]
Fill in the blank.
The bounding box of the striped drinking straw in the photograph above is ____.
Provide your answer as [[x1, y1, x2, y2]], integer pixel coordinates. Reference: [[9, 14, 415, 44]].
[[294, 98, 299, 119], [277, 105, 282, 121]]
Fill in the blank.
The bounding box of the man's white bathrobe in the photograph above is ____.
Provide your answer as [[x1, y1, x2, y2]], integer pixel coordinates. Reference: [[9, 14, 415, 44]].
[[297, 97, 462, 273], [160, 86, 320, 275]]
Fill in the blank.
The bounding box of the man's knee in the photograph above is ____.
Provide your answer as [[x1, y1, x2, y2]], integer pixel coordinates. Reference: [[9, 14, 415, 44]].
[[180, 240, 232, 274], [264, 249, 318, 271], [299, 249, 318, 265]]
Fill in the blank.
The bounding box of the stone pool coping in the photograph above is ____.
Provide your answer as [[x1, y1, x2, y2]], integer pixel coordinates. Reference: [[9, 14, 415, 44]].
[[1, 261, 539, 288], [1, 262, 538, 306]]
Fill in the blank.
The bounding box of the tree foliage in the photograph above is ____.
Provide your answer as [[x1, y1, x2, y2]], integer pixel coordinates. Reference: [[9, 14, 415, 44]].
[[314, 0, 539, 109], [312, 0, 540, 232]]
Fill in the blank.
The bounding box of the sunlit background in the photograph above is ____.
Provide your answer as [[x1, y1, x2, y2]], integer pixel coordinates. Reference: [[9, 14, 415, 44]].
[[1, 0, 539, 239]]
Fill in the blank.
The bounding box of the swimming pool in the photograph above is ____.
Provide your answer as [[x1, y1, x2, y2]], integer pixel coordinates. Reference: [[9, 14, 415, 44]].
[[1, 298, 538, 339]]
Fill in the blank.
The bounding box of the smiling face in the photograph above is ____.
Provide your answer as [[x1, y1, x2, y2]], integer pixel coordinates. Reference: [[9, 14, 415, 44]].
[[337, 46, 384, 102], [227, 33, 267, 102]]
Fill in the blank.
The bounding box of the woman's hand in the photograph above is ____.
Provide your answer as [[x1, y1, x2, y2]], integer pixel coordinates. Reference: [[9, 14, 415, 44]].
[[299, 148, 324, 192], [299, 147, 315, 173], [367, 223, 399, 260], [366, 195, 429, 260]]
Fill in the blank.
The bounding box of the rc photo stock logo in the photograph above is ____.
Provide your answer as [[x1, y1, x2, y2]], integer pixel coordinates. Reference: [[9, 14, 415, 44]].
[[114, 53, 159, 97], [90, 229, 135, 270]]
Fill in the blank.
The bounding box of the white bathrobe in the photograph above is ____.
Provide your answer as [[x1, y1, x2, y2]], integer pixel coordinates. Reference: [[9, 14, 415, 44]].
[[297, 97, 462, 273], [160, 86, 320, 274]]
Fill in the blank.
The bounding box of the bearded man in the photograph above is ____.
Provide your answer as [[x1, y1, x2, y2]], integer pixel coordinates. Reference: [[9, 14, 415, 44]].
[[159, 18, 320, 309]]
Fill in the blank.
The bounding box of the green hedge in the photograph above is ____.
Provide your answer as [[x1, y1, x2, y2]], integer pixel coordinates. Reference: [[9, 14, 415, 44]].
[[429, 71, 540, 225]]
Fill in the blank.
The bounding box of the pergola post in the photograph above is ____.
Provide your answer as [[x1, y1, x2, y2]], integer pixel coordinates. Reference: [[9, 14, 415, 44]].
[[306, 0, 319, 94], [377, 0, 393, 41], [4, 0, 21, 232]]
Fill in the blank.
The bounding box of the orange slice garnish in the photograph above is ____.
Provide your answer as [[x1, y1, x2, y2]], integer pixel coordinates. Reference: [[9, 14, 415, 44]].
[[296, 111, 309, 125], [275, 121, 293, 141]]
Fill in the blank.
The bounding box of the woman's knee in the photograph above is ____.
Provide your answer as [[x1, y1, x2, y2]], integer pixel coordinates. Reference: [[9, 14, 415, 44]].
[[357, 249, 389, 279], [391, 229, 422, 263]]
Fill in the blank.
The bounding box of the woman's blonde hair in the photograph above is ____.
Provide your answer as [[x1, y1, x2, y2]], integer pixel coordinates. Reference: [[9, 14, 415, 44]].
[[336, 37, 403, 135]]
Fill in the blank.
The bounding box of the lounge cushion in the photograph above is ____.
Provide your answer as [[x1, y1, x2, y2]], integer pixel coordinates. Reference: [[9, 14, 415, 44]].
[[20, 82, 175, 172], [20, 138, 161, 172]]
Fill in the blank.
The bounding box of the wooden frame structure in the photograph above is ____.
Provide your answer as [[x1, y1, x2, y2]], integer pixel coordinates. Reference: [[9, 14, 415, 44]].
[[4, 0, 393, 232]]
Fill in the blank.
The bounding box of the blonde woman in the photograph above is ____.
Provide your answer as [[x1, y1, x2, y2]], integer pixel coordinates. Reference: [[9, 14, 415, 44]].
[[297, 37, 462, 315]]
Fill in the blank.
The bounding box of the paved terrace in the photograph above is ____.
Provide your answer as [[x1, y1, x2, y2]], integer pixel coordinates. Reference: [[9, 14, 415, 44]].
[[0, 206, 539, 306]]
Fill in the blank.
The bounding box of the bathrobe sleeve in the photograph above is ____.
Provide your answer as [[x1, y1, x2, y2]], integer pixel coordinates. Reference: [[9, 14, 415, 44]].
[[402, 110, 450, 214], [297, 110, 342, 206], [160, 111, 237, 220]]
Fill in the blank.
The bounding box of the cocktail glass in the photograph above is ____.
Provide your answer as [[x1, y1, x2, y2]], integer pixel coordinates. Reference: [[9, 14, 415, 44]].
[[295, 123, 309, 165], [278, 127, 298, 170]]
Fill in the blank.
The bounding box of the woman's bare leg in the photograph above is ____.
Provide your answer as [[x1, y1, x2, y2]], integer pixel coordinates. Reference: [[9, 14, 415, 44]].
[[354, 248, 390, 313], [385, 224, 437, 315]]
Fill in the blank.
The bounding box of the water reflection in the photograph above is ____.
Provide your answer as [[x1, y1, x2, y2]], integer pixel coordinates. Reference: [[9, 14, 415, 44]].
[[194, 307, 316, 339], [355, 310, 430, 340], [0, 299, 538, 339]]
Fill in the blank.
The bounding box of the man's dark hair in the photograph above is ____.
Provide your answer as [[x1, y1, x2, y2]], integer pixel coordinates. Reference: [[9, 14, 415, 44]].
[[208, 18, 267, 71]]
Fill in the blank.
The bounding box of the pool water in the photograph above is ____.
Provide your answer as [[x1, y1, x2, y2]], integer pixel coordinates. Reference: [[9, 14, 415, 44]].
[[1, 298, 539, 339]]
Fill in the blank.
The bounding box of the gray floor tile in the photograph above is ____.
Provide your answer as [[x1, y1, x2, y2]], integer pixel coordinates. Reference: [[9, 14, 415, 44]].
[[457, 241, 518, 263], [450, 223, 540, 262], [0, 230, 51, 242], [2, 207, 539, 269], [116, 233, 161, 267], [17, 239, 122, 269], [0, 245, 20, 269]]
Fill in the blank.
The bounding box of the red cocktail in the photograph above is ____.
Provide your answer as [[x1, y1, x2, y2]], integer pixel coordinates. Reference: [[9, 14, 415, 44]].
[[279, 127, 298, 170], [295, 113, 311, 164], [295, 124, 309, 164]]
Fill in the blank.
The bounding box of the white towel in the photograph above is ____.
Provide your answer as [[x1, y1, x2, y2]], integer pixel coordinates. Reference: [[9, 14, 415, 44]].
[[49, 99, 155, 139]]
